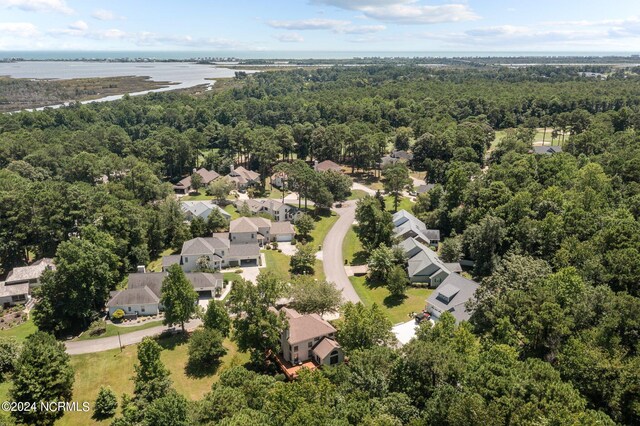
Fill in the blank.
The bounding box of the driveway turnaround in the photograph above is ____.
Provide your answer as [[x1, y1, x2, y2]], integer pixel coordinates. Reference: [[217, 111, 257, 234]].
[[322, 200, 361, 303]]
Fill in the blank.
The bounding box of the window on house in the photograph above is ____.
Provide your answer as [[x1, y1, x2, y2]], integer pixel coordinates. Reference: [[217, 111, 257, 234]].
[[308, 341, 313, 348], [128, 307, 131, 312], [184, 257, 188, 263], [330, 353, 339, 365], [308, 350, 312, 358], [314, 337, 320, 341], [293, 345, 298, 352], [141, 307, 145, 312], [251, 234, 255, 238]]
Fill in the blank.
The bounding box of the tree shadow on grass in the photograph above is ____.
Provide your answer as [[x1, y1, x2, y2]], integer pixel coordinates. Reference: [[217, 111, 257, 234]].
[[185, 360, 221, 379], [383, 294, 407, 309], [352, 250, 369, 266], [156, 331, 189, 350], [365, 277, 386, 290]]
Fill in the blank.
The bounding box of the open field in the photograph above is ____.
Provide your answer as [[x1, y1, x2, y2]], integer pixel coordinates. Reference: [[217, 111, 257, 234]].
[[0, 76, 171, 112], [0, 334, 250, 425], [350, 276, 433, 324]]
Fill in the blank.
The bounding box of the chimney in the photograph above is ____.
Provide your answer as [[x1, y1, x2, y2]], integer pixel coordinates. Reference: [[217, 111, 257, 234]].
[[314, 160, 318, 170], [230, 164, 235, 173], [137, 265, 146, 274], [192, 168, 197, 174]]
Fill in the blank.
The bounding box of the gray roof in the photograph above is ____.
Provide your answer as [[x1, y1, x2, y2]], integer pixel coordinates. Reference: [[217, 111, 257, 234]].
[[162, 255, 181, 269], [443, 262, 463, 273], [427, 274, 479, 323], [270, 221, 295, 235], [229, 244, 261, 257], [180, 201, 231, 219], [424, 229, 440, 242], [403, 238, 450, 278], [391, 150, 413, 161], [182, 237, 229, 256], [0, 282, 30, 298], [416, 184, 435, 194], [6, 258, 55, 284], [532, 146, 563, 155], [107, 286, 159, 307]]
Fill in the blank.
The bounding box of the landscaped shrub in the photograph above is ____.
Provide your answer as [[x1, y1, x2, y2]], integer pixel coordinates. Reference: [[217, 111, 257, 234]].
[[111, 309, 125, 321], [235, 269, 243, 274], [93, 386, 118, 420]]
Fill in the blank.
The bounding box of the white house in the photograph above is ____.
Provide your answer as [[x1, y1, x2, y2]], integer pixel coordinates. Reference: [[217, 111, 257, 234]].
[[5, 258, 55, 290], [180, 200, 231, 222], [234, 199, 298, 222], [106, 272, 223, 317], [0, 282, 29, 309]]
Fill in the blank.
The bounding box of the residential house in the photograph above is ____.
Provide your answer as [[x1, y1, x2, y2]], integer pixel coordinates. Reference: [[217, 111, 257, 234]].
[[399, 237, 451, 286], [392, 210, 440, 246], [0, 282, 29, 308], [314, 160, 342, 173], [234, 199, 298, 222], [415, 184, 435, 195], [532, 146, 563, 155], [381, 150, 414, 167], [226, 166, 260, 191], [174, 168, 220, 194], [230, 216, 295, 243], [106, 271, 224, 317], [270, 171, 288, 189], [425, 273, 479, 324], [279, 307, 344, 367], [177, 236, 262, 270], [180, 200, 231, 221], [5, 258, 55, 290]]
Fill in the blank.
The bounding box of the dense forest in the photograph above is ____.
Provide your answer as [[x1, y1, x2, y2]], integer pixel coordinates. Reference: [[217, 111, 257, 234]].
[[1, 64, 640, 424]]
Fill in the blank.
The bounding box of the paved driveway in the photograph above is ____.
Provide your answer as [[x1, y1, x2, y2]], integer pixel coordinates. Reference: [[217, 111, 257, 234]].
[[322, 200, 361, 303], [65, 318, 202, 355]]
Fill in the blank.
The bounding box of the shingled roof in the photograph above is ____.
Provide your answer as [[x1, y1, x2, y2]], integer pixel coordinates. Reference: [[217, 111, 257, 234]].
[[282, 307, 336, 344]]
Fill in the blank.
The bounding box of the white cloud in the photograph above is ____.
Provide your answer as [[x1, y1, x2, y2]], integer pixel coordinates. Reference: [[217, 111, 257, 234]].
[[68, 20, 88, 31], [0, 22, 39, 37], [91, 9, 123, 21], [275, 33, 305, 43], [312, 0, 479, 25], [0, 0, 73, 14], [268, 18, 385, 34], [268, 18, 351, 30]]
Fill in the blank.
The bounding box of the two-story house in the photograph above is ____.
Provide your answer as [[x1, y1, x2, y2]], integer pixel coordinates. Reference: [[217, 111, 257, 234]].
[[279, 307, 344, 367], [226, 166, 260, 191], [234, 199, 298, 222]]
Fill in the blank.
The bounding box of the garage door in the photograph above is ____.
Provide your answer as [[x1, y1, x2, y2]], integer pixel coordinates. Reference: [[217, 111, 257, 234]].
[[276, 234, 293, 242], [241, 258, 258, 267]]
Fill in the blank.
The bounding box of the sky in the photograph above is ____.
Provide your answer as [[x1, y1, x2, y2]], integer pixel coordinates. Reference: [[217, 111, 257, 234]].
[[0, 0, 639, 52]]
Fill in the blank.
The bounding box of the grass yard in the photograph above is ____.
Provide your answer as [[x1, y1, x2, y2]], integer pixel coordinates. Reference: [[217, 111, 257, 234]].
[[347, 189, 369, 201], [310, 212, 339, 246], [350, 276, 433, 324], [384, 194, 414, 213], [76, 320, 163, 341], [223, 272, 243, 283], [181, 193, 214, 201], [343, 226, 367, 266], [263, 249, 324, 281], [54, 335, 248, 425], [147, 248, 176, 272], [0, 318, 37, 342], [224, 204, 240, 220]]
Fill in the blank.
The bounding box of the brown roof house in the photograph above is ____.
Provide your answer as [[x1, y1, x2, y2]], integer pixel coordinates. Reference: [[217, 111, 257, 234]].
[[174, 168, 221, 194], [314, 160, 342, 173], [276, 307, 344, 379], [226, 166, 260, 191]]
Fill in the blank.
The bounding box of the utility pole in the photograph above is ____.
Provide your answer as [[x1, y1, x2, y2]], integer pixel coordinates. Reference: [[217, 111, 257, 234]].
[[117, 331, 122, 352]]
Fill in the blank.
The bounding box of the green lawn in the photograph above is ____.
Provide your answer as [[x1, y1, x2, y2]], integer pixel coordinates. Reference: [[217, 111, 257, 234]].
[[76, 320, 164, 341], [181, 193, 214, 201], [347, 189, 369, 201], [0, 318, 37, 342], [147, 248, 176, 273], [54, 335, 248, 425], [223, 272, 243, 283], [350, 276, 433, 324], [343, 226, 367, 266], [310, 212, 339, 246], [384, 194, 414, 213], [263, 249, 324, 281], [224, 204, 240, 220]]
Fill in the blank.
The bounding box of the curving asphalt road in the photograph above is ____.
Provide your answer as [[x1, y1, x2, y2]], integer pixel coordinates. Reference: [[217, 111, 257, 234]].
[[65, 319, 202, 355]]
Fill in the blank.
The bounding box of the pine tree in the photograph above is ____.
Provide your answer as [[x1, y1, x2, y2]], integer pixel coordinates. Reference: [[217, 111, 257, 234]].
[[93, 386, 118, 420]]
